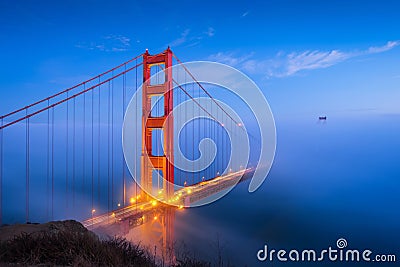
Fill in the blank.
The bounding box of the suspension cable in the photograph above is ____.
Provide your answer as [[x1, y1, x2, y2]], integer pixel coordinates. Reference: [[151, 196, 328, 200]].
[[0, 53, 144, 121], [0, 62, 143, 130], [172, 53, 241, 125]]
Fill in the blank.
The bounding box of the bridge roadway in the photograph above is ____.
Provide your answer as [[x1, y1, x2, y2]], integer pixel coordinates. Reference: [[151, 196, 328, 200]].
[[82, 168, 253, 229]]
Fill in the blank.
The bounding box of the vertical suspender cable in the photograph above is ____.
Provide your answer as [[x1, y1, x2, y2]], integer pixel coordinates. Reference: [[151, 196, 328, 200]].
[[98, 77, 101, 208], [206, 89, 208, 180], [47, 100, 50, 220], [158, 75, 161, 192], [198, 81, 201, 183], [111, 72, 114, 209], [122, 64, 126, 206], [222, 112, 224, 175], [184, 72, 188, 186], [216, 96, 219, 176], [210, 90, 212, 180], [73, 97, 76, 208], [229, 120, 235, 172], [230, 118, 232, 172], [91, 84, 94, 213], [25, 109, 30, 222], [213, 98, 215, 178], [134, 58, 138, 209], [0, 118, 3, 225], [82, 83, 86, 203], [184, 72, 187, 186], [66, 92, 69, 212], [177, 65, 181, 186], [51, 107, 55, 220], [192, 81, 194, 185], [107, 80, 111, 215]]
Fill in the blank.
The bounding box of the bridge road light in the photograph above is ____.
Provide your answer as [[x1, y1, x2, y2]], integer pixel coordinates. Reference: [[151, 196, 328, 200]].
[[117, 203, 121, 207], [91, 209, 96, 229]]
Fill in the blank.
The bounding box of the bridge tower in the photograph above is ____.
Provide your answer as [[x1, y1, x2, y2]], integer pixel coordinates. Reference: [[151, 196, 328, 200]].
[[141, 48, 174, 200]]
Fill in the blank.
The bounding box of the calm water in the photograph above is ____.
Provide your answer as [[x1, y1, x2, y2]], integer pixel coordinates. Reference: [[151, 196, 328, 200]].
[[118, 113, 400, 266]]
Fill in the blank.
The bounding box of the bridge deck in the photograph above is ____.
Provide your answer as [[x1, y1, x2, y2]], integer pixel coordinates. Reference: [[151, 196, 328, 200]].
[[82, 168, 253, 229]]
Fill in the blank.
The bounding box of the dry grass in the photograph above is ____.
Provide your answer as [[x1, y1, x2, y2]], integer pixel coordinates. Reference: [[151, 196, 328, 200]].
[[0, 230, 156, 266], [0, 223, 213, 266]]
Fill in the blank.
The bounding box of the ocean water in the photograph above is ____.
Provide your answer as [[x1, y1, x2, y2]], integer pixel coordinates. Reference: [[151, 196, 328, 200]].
[[120, 113, 400, 266], [1, 112, 399, 266]]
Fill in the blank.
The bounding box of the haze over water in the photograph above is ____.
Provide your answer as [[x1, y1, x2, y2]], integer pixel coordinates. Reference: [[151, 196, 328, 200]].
[[117, 113, 400, 266]]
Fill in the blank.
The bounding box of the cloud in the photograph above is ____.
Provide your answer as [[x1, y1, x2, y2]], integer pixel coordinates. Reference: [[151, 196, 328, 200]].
[[367, 41, 399, 54], [281, 49, 349, 76], [208, 41, 399, 78], [76, 34, 131, 52], [169, 29, 190, 47], [241, 11, 250, 17], [208, 52, 254, 66], [168, 27, 215, 48], [205, 27, 215, 37]]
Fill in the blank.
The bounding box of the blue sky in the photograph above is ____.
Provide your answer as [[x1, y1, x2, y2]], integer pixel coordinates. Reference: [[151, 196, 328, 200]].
[[1, 0, 399, 118]]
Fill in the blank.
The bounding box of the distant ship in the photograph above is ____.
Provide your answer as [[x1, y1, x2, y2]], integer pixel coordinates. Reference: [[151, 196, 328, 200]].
[[319, 116, 327, 120]]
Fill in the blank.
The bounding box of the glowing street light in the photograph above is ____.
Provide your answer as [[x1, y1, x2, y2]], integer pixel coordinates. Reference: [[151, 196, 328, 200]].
[[91, 209, 96, 229]]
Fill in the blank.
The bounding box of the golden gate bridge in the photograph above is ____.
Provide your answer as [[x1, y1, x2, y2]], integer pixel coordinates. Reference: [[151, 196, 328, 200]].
[[0, 48, 256, 229]]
